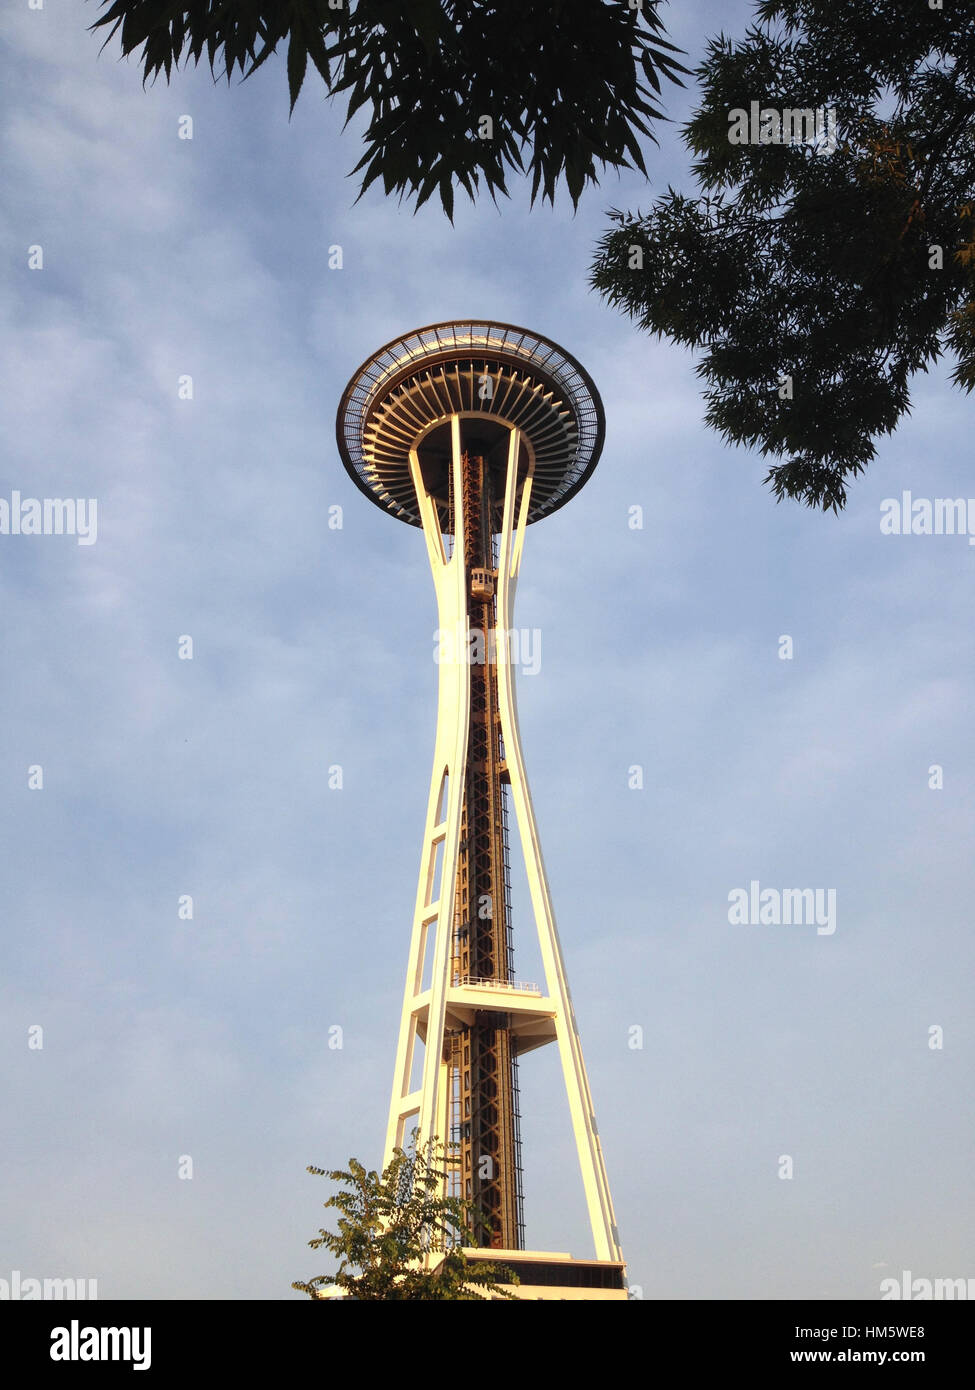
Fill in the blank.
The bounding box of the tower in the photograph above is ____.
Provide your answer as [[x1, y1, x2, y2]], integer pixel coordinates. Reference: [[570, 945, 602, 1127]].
[[337, 321, 626, 1299]]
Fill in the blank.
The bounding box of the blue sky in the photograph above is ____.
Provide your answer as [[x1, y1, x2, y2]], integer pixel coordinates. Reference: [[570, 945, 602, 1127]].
[[1, 0, 973, 1299]]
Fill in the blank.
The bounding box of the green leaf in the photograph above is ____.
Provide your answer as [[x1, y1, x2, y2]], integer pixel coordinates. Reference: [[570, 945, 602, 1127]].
[[287, 33, 308, 115]]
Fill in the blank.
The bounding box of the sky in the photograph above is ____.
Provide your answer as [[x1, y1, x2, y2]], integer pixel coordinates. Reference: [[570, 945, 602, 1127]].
[[1, 1, 973, 1301]]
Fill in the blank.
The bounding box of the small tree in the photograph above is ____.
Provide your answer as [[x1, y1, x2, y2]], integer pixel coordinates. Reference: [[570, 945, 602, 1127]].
[[292, 1136, 519, 1300]]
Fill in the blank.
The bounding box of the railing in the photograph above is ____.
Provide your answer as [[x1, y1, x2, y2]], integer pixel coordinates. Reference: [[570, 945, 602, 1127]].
[[453, 975, 541, 995]]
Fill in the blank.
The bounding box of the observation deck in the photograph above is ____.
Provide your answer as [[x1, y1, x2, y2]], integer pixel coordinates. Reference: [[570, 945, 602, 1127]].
[[335, 320, 605, 530]]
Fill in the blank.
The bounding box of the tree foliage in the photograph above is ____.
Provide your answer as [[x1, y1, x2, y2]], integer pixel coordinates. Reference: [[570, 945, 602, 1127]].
[[590, 0, 975, 510], [291, 1137, 519, 1300], [89, 0, 687, 219]]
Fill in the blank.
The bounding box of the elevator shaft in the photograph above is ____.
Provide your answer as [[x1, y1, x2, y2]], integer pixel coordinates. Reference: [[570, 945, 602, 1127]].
[[449, 451, 522, 1249]]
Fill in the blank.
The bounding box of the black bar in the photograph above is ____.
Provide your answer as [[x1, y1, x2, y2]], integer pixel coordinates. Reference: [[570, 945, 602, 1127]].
[[4, 1298, 970, 1374]]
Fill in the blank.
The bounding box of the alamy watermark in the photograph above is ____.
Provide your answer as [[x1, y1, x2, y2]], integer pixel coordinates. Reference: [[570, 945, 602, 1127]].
[[728, 880, 836, 935], [728, 102, 838, 155], [880, 492, 975, 544], [50, 1321, 151, 1371], [0, 491, 97, 545], [881, 1270, 975, 1300], [433, 624, 541, 676], [1, 1269, 98, 1299]]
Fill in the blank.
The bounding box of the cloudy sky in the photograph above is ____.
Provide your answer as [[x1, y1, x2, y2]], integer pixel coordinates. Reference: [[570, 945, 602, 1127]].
[[2, 1, 972, 1300]]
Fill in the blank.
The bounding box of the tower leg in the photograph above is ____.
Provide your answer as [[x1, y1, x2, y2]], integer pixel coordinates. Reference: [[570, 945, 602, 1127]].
[[493, 430, 624, 1265], [383, 418, 469, 1184]]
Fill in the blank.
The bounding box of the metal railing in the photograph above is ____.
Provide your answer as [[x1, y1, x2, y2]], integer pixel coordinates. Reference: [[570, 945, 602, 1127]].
[[453, 975, 541, 995]]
